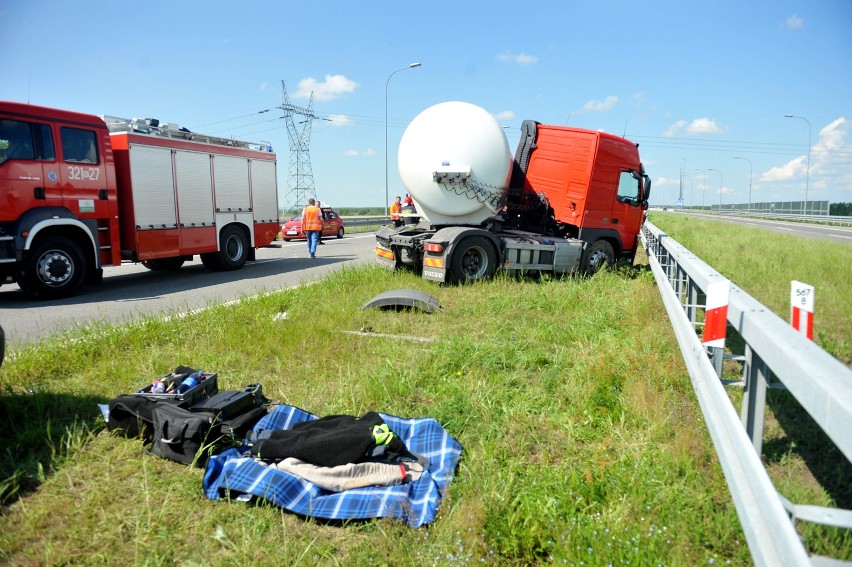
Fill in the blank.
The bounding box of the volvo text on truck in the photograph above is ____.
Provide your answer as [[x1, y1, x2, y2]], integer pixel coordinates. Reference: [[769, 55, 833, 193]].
[[0, 101, 280, 298], [374, 101, 651, 283]]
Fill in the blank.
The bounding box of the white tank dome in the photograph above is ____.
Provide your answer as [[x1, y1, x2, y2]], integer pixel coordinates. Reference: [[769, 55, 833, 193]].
[[397, 101, 512, 226]]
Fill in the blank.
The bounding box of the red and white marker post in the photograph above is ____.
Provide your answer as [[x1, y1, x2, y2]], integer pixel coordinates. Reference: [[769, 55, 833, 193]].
[[790, 280, 815, 340], [703, 279, 730, 349]]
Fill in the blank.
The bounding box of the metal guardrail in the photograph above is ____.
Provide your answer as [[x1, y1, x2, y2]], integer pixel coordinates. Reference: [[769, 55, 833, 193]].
[[641, 221, 852, 566], [341, 216, 389, 228]]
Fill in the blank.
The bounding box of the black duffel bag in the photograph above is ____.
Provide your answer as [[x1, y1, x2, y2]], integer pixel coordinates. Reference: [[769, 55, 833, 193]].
[[150, 403, 219, 467]]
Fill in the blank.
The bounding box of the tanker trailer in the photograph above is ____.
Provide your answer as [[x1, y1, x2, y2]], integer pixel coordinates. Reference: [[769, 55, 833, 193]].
[[374, 101, 650, 283]]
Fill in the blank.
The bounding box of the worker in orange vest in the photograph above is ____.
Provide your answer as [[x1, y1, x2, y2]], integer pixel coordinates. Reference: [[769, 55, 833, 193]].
[[302, 198, 324, 258], [390, 196, 403, 227]]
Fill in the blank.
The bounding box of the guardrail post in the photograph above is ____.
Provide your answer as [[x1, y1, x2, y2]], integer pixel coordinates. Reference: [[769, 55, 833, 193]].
[[741, 345, 768, 455]]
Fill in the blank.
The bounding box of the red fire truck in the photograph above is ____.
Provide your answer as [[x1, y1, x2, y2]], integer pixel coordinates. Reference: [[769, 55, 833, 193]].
[[0, 101, 280, 298]]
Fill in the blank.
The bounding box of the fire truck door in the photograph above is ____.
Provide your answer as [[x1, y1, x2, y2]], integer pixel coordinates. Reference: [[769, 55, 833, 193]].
[[0, 118, 60, 208], [57, 126, 108, 219]]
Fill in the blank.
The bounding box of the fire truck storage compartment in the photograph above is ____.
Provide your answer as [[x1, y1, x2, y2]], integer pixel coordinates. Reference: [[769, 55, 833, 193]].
[[249, 159, 278, 223], [213, 155, 251, 213]]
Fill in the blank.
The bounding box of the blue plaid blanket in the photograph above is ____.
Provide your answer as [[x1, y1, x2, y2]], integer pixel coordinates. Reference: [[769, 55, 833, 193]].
[[203, 404, 463, 527]]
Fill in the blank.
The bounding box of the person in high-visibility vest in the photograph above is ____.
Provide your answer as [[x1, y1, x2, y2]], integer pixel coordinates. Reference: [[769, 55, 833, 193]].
[[390, 196, 403, 227], [301, 198, 324, 258]]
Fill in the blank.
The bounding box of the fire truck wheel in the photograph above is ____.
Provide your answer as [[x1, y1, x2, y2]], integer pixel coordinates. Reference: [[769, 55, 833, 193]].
[[142, 258, 186, 271], [201, 225, 248, 271], [581, 240, 615, 275], [450, 236, 497, 283], [20, 236, 87, 298]]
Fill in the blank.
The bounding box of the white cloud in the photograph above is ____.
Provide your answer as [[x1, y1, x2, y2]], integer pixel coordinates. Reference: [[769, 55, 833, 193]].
[[258, 81, 270, 91], [762, 155, 805, 182], [494, 110, 515, 122], [327, 114, 352, 126], [785, 15, 804, 29], [498, 52, 538, 65], [654, 176, 680, 186], [664, 120, 688, 137], [812, 117, 852, 190], [686, 118, 722, 134], [344, 147, 375, 158], [582, 96, 618, 112], [295, 74, 358, 101], [665, 118, 722, 137]]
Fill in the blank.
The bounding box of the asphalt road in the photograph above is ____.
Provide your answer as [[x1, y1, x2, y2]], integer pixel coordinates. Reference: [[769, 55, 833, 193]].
[[0, 232, 378, 352], [678, 212, 852, 243]]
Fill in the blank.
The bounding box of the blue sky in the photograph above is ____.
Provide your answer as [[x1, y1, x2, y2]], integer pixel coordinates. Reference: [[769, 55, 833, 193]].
[[2, 1, 851, 210]]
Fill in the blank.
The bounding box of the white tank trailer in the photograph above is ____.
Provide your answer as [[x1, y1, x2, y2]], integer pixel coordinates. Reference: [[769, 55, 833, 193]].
[[397, 101, 512, 227]]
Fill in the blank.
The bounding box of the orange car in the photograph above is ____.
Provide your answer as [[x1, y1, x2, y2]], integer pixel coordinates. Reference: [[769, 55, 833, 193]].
[[280, 208, 345, 241]]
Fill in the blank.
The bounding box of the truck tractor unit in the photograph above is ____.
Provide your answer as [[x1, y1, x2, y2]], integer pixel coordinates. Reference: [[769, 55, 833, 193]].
[[0, 101, 279, 298], [374, 101, 651, 283]]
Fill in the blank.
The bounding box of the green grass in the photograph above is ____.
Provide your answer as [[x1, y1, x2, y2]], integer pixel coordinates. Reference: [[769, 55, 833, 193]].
[[648, 211, 852, 365], [0, 259, 848, 563]]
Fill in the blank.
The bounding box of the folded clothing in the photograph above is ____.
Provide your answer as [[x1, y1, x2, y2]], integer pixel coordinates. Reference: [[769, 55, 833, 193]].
[[262, 457, 424, 492], [249, 411, 407, 467]]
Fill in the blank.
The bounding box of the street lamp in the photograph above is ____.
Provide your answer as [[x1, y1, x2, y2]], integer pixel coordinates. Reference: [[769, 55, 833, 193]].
[[733, 156, 753, 214], [784, 114, 811, 215], [385, 62, 422, 219], [708, 168, 723, 211], [693, 169, 706, 208]]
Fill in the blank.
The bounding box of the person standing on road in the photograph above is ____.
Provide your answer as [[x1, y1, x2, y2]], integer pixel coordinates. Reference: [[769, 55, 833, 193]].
[[390, 196, 403, 227], [302, 198, 323, 258]]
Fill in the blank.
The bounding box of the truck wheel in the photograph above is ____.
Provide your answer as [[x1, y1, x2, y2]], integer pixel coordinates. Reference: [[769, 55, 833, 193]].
[[581, 240, 615, 275], [450, 236, 497, 283], [19, 236, 87, 298], [337, 227, 344, 239], [142, 257, 186, 271], [201, 225, 248, 271]]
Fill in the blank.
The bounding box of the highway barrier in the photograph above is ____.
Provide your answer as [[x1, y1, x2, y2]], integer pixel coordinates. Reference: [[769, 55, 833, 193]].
[[641, 221, 852, 566]]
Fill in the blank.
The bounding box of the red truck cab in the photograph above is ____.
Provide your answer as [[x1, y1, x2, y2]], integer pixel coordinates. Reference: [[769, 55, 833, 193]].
[[513, 122, 650, 266], [0, 102, 120, 294]]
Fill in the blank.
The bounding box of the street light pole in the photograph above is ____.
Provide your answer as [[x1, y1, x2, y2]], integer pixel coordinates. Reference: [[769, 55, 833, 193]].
[[385, 62, 421, 219], [784, 114, 811, 215], [709, 168, 723, 211], [693, 169, 706, 208], [733, 156, 753, 214]]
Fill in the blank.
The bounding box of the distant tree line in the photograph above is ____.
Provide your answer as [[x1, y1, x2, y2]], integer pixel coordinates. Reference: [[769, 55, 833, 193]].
[[335, 207, 386, 216], [830, 202, 852, 216]]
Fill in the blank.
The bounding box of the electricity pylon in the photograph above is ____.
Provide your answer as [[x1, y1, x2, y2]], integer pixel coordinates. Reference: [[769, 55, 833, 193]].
[[279, 80, 320, 218]]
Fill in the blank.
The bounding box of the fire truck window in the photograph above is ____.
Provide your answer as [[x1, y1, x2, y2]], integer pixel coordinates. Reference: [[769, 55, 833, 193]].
[[0, 119, 35, 165], [617, 171, 640, 203], [36, 124, 55, 160], [60, 127, 98, 164]]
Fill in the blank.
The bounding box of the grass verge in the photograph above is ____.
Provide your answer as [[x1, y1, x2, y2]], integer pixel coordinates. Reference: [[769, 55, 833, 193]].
[[0, 259, 848, 563]]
